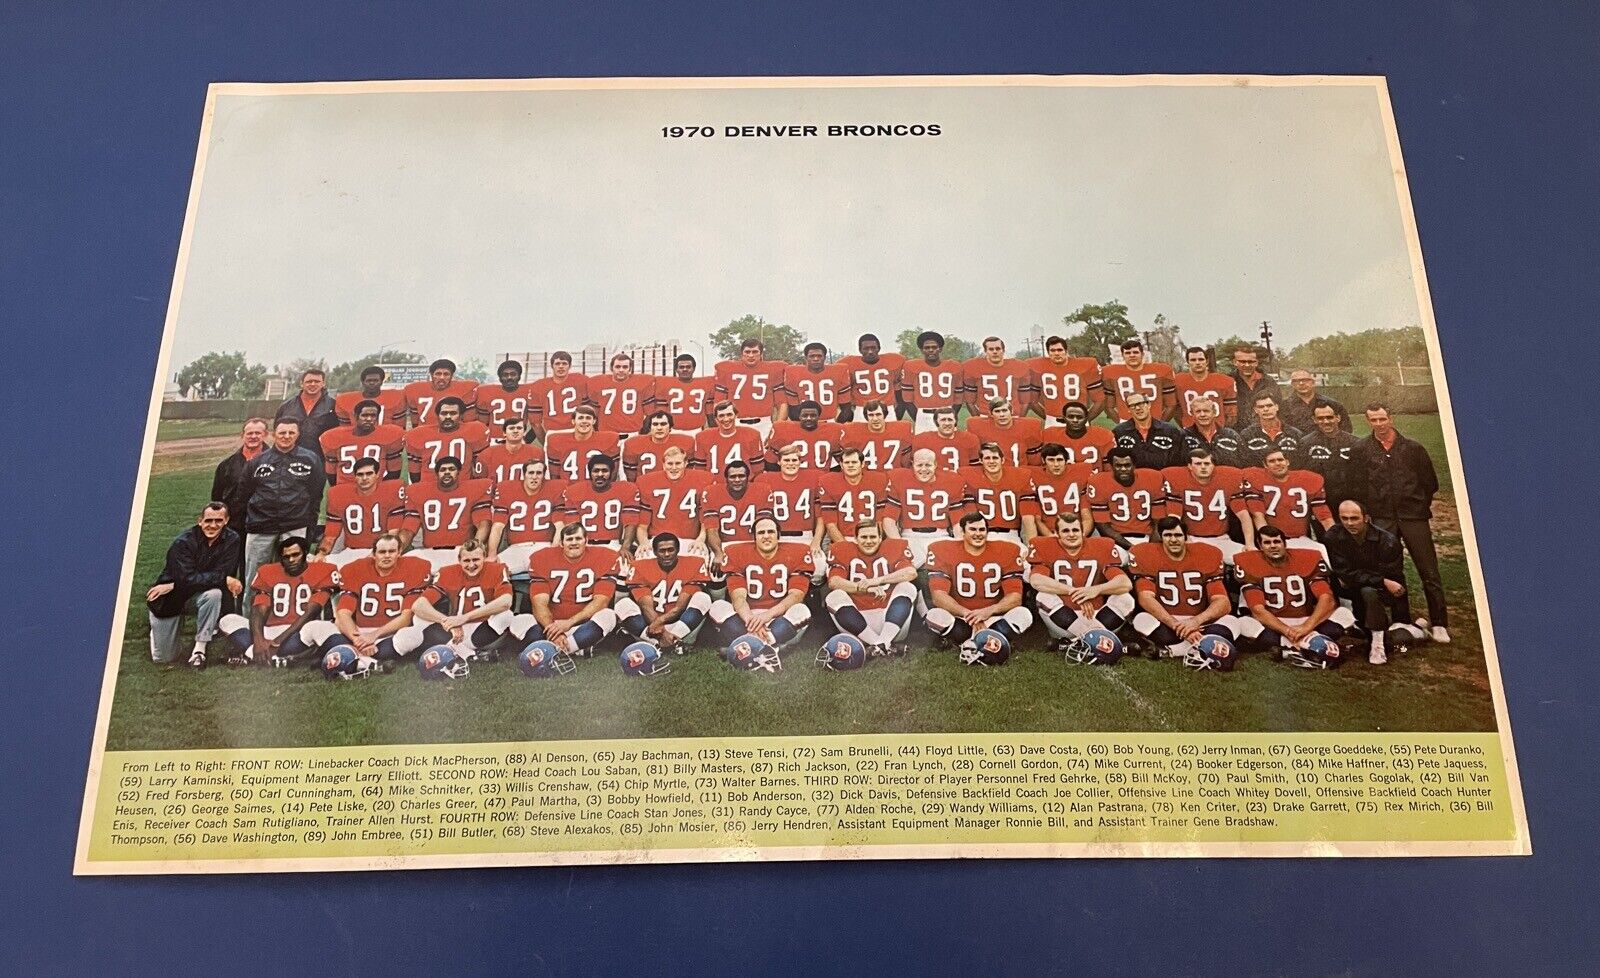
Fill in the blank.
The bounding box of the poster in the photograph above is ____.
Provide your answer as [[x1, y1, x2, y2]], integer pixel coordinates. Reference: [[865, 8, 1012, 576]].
[[75, 75, 1528, 873]]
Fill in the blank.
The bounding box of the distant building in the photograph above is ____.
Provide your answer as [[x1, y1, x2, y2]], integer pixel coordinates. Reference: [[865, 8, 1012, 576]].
[[261, 374, 292, 399]]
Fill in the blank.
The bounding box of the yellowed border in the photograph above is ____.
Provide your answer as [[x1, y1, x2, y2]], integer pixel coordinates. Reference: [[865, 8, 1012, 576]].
[[74, 74, 1530, 874]]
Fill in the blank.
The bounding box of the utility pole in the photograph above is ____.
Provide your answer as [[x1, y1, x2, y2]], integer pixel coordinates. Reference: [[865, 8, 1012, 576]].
[[1259, 320, 1274, 362]]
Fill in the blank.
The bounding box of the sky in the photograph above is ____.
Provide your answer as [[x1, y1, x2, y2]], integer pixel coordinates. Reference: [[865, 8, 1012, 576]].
[[169, 80, 1423, 371]]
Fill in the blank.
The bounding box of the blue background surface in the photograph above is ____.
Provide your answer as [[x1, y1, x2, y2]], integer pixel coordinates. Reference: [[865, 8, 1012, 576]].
[[3, 3, 1596, 973]]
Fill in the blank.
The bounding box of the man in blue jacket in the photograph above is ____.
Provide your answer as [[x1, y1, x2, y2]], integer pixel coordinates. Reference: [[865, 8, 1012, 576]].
[[241, 417, 326, 607], [146, 502, 242, 667]]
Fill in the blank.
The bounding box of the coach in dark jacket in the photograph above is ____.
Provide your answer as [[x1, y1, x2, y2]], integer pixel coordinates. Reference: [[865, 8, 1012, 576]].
[[1300, 405, 1364, 510], [1181, 398, 1243, 468], [1111, 392, 1188, 470], [274, 368, 340, 459], [241, 417, 326, 607], [1323, 498, 1425, 663], [210, 417, 269, 542], [146, 502, 242, 665], [1351, 404, 1448, 638]]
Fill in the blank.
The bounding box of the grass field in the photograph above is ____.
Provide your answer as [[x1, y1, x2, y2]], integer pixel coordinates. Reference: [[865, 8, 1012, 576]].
[[104, 414, 1498, 751]]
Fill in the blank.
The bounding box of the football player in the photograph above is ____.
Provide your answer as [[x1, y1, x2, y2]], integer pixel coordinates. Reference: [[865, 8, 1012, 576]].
[[330, 532, 435, 662], [966, 397, 1044, 468], [1127, 516, 1242, 659], [657, 353, 716, 431], [841, 399, 914, 470], [559, 455, 640, 553], [1102, 339, 1176, 422], [900, 331, 965, 434], [587, 352, 656, 436], [923, 513, 1034, 648], [1021, 444, 1094, 543], [487, 458, 564, 575], [962, 336, 1032, 417], [708, 516, 814, 652], [1248, 448, 1333, 556], [1040, 401, 1117, 468], [819, 447, 900, 543], [694, 400, 765, 477], [1027, 512, 1135, 647], [962, 442, 1035, 546], [911, 407, 979, 473], [1231, 525, 1356, 664], [1172, 346, 1238, 426], [319, 399, 403, 482], [403, 359, 478, 426], [783, 342, 852, 421], [1181, 397, 1244, 468], [1238, 391, 1304, 467], [767, 400, 846, 472], [702, 459, 762, 574], [635, 446, 710, 556], [898, 448, 967, 567], [475, 359, 533, 430], [313, 457, 408, 567], [409, 538, 536, 660], [616, 532, 713, 651], [475, 418, 539, 482], [400, 456, 493, 572], [334, 365, 406, 426], [403, 397, 490, 482], [528, 350, 588, 438], [713, 337, 784, 439], [1161, 448, 1254, 562], [836, 333, 906, 418], [1028, 334, 1104, 426], [524, 523, 623, 656], [219, 535, 340, 666], [1088, 448, 1165, 548], [1111, 391, 1188, 471], [753, 443, 825, 571], [824, 519, 918, 656], [544, 404, 618, 481], [621, 411, 697, 481]]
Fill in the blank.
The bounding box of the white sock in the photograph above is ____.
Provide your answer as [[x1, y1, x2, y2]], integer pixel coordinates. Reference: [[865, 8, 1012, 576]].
[[192, 640, 208, 654]]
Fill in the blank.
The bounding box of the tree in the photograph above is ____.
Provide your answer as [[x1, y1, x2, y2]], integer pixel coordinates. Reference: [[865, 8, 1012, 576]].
[[176, 351, 266, 400], [456, 357, 491, 382], [1144, 313, 1186, 366], [326, 350, 426, 392], [894, 329, 979, 361], [1060, 301, 1137, 363], [1279, 326, 1428, 370], [1208, 334, 1260, 371], [231, 367, 268, 399], [282, 357, 327, 383], [708, 315, 808, 363]]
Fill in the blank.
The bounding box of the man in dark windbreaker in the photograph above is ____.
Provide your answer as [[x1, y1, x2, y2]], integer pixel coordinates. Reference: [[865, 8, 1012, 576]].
[[146, 502, 242, 668], [241, 417, 325, 608]]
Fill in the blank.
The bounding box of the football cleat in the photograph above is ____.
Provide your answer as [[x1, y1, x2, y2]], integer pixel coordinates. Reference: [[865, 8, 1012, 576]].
[[269, 654, 292, 668], [1283, 633, 1341, 669], [620, 641, 671, 677], [519, 640, 577, 678], [959, 628, 1011, 666], [815, 633, 866, 671], [417, 644, 470, 680], [1064, 627, 1124, 666], [188, 649, 208, 670], [321, 645, 380, 681], [1183, 634, 1236, 671], [726, 633, 782, 672]]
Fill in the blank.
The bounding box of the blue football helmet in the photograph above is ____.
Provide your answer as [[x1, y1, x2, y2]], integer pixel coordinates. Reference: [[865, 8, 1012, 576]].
[[321, 644, 378, 681], [1285, 633, 1342, 670], [417, 644, 470, 680], [620, 641, 671, 677], [1183, 633, 1236, 671], [1064, 627, 1124, 665], [815, 633, 866, 671], [519, 640, 577, 678], [727, 633, 782, 672], [959, 628, 1011, 666]]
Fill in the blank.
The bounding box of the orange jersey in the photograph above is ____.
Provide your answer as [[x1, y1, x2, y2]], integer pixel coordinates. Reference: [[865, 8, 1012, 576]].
[[626, 555, 710, 614], [1160, 465, 1251, 538], [559, 480, 641, 544], [620, 432, 697, 481], [655, 376, 717, 429], [250, 561, 336, 627], [781, 363, 854, 415], [490, 479, 564, 545], [635, 469, 712, 539], [403, 479, 493, 547], [527, 545, 620, 618], [473, 382, 535, 428], [912, 429, 980, 473], [818, 471, 900, 529], [752, 473, 820, 534], [527, 374, 589, 430], [840, 420, 915, 471], [1026, 536, 1128, 614], [324, 481, 407, 550], [897, 471, 968, 531], [543, 430, 619, 482], [1235, 548, 1333, 619], [961, 467, 1036, 533], [426, 561, 512, 615], [1024, 463, 1096, 526], [1128, 541, 1228, 617], [827, 539, 914, 610], [587, 375, 657, 434], [1040, 425, 1116, 469], [1027, 356, 1103, 419], [701, 484, 763, 543], [1087, 470, 1165, 535], [767, 420, 846, 471], [320, 423, 404, 478], [334, 388, 407, 426], [722, 541, 813, 609], [836, 353, 906, 402], [1246, 469, 1331, 537], [1172, 372, 1238, 426], [713, 360, 785, 418], [404, 422, 491, 480], [966, 416, 1044, 468], [403, 379, 478, 426], [962, 358, 1032, 413], [925, 539, 1027, 612], [1102, 363, 1177, 421], [692, 425, 764, 477], [474, 442, 541, 484], [900, 359, 966, 409], [334, 554, 433, 628]]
